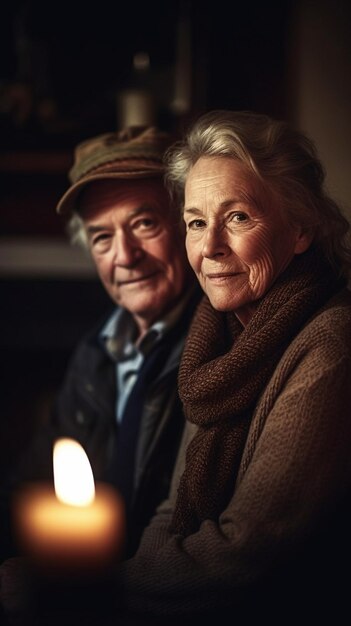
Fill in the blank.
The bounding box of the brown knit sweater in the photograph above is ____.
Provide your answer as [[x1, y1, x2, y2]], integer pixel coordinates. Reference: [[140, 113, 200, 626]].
[[171, 248, 345, 535], [119, 272, 351, 618]]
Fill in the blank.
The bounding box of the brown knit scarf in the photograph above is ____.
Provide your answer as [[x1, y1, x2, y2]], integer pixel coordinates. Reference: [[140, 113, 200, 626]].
[[171, 247, 345, 536]]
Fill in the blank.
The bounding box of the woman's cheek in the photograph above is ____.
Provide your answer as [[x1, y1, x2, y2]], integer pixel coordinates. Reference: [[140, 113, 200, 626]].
[[185, 239, 200, 272], [236, 228, 276, 264]]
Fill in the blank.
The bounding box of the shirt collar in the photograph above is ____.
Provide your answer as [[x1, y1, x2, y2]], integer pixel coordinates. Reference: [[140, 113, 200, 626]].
[[100, 290, 193, 362]]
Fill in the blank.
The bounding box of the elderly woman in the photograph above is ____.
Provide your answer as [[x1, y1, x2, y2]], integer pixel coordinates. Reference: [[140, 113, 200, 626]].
[[2, 111, 351, 622], [116, 110, 351, 619]]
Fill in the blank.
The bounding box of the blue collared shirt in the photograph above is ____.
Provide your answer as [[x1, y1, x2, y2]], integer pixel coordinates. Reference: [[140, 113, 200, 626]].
[[100, 296, 190, 422]]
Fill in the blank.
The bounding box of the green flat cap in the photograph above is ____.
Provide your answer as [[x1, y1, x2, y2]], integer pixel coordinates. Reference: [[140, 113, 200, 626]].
[[56, 126, 175, 216]]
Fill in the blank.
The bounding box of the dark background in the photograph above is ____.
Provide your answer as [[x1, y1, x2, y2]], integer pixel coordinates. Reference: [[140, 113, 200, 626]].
[[0, 0, 291, 149], [1, 0, 350, 474]]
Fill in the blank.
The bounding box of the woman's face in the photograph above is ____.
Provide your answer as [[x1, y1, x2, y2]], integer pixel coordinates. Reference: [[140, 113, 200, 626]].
[[184, 156, 311, 325]]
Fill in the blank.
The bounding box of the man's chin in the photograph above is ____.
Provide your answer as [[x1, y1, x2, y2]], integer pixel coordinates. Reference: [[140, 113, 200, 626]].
[[119, 294, 164, 316]]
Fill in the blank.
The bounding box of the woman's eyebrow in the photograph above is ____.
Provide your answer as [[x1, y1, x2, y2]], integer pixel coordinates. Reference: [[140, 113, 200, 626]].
[[183, 198, 247, 215], [183, 207, 202, 215]]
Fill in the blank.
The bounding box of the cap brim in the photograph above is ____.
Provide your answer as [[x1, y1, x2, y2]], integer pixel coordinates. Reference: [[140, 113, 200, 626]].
[[56, 168, 164, 216]]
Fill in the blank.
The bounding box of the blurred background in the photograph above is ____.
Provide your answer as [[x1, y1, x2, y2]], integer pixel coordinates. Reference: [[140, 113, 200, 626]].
[[1, 0, 351, 474]]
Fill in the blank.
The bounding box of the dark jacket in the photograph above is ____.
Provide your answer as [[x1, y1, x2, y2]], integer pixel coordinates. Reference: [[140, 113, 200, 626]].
[[19, 286, 202, 558]]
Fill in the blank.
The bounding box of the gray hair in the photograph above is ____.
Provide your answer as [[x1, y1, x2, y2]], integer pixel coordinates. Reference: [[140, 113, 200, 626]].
[[165, 109, 351, 278], [66, 212, 90, 251]]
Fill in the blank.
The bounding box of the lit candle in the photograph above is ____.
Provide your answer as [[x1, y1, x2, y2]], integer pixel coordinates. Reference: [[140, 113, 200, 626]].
[[12, 438, 125, 575]]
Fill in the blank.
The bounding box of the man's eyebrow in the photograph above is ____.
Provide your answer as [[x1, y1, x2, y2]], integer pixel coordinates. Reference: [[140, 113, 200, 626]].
[[85, 205, 157, 234], [86, 225, 105, 235], [131, 204, 156, 214]]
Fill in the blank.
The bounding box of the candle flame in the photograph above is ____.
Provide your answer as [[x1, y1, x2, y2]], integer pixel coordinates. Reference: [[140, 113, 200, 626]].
[[53, 438, 95, 506]]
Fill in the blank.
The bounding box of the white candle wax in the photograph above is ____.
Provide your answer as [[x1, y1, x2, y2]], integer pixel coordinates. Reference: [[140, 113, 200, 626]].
[[13, 483, 125, 573]]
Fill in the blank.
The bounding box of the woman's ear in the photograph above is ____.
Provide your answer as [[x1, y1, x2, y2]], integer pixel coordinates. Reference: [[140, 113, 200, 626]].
[[294, 228, 315, 254]]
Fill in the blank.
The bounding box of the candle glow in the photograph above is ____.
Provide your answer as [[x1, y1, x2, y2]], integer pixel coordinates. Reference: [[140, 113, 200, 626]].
[[13, 438, 125, 574]]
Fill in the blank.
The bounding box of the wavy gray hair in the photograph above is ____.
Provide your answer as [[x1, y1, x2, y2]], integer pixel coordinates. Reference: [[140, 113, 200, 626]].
[[164, 109, 351, 278]]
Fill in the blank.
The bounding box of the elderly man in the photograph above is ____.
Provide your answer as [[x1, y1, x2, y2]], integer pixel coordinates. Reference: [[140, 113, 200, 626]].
[[9, 126, 200, 560]]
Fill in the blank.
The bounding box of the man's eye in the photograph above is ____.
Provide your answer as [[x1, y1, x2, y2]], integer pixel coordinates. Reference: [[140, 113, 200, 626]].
[[91, 233, 111, 247], [133, 218, 156, 230], [131, 217, 161, 238]]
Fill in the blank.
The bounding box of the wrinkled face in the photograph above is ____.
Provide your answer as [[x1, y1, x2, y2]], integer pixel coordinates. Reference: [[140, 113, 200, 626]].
[[80, 178, 189, 335], [184, 156, 312, 325]]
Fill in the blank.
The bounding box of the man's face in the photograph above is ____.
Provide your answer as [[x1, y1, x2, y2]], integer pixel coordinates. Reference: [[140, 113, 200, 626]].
[[80, 178, 190, 335]]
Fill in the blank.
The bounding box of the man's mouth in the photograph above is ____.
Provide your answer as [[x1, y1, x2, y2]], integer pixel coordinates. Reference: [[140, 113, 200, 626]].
[[117, 271, 160, 286]]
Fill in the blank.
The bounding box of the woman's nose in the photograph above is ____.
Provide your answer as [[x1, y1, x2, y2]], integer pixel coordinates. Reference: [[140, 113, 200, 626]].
[[201, 226, 229, 259]]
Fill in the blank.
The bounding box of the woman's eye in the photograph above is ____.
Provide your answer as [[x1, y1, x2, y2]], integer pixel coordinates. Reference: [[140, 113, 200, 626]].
[[187, 219, 206, 230], [230, 212, 248, 223]]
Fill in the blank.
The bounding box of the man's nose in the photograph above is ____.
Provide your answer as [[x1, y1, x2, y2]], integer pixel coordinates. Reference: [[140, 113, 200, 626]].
[[114, 230, 143, 266]]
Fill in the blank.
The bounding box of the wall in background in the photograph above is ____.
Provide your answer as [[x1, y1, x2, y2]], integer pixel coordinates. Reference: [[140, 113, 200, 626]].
[[288, 0, 351, 220]]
